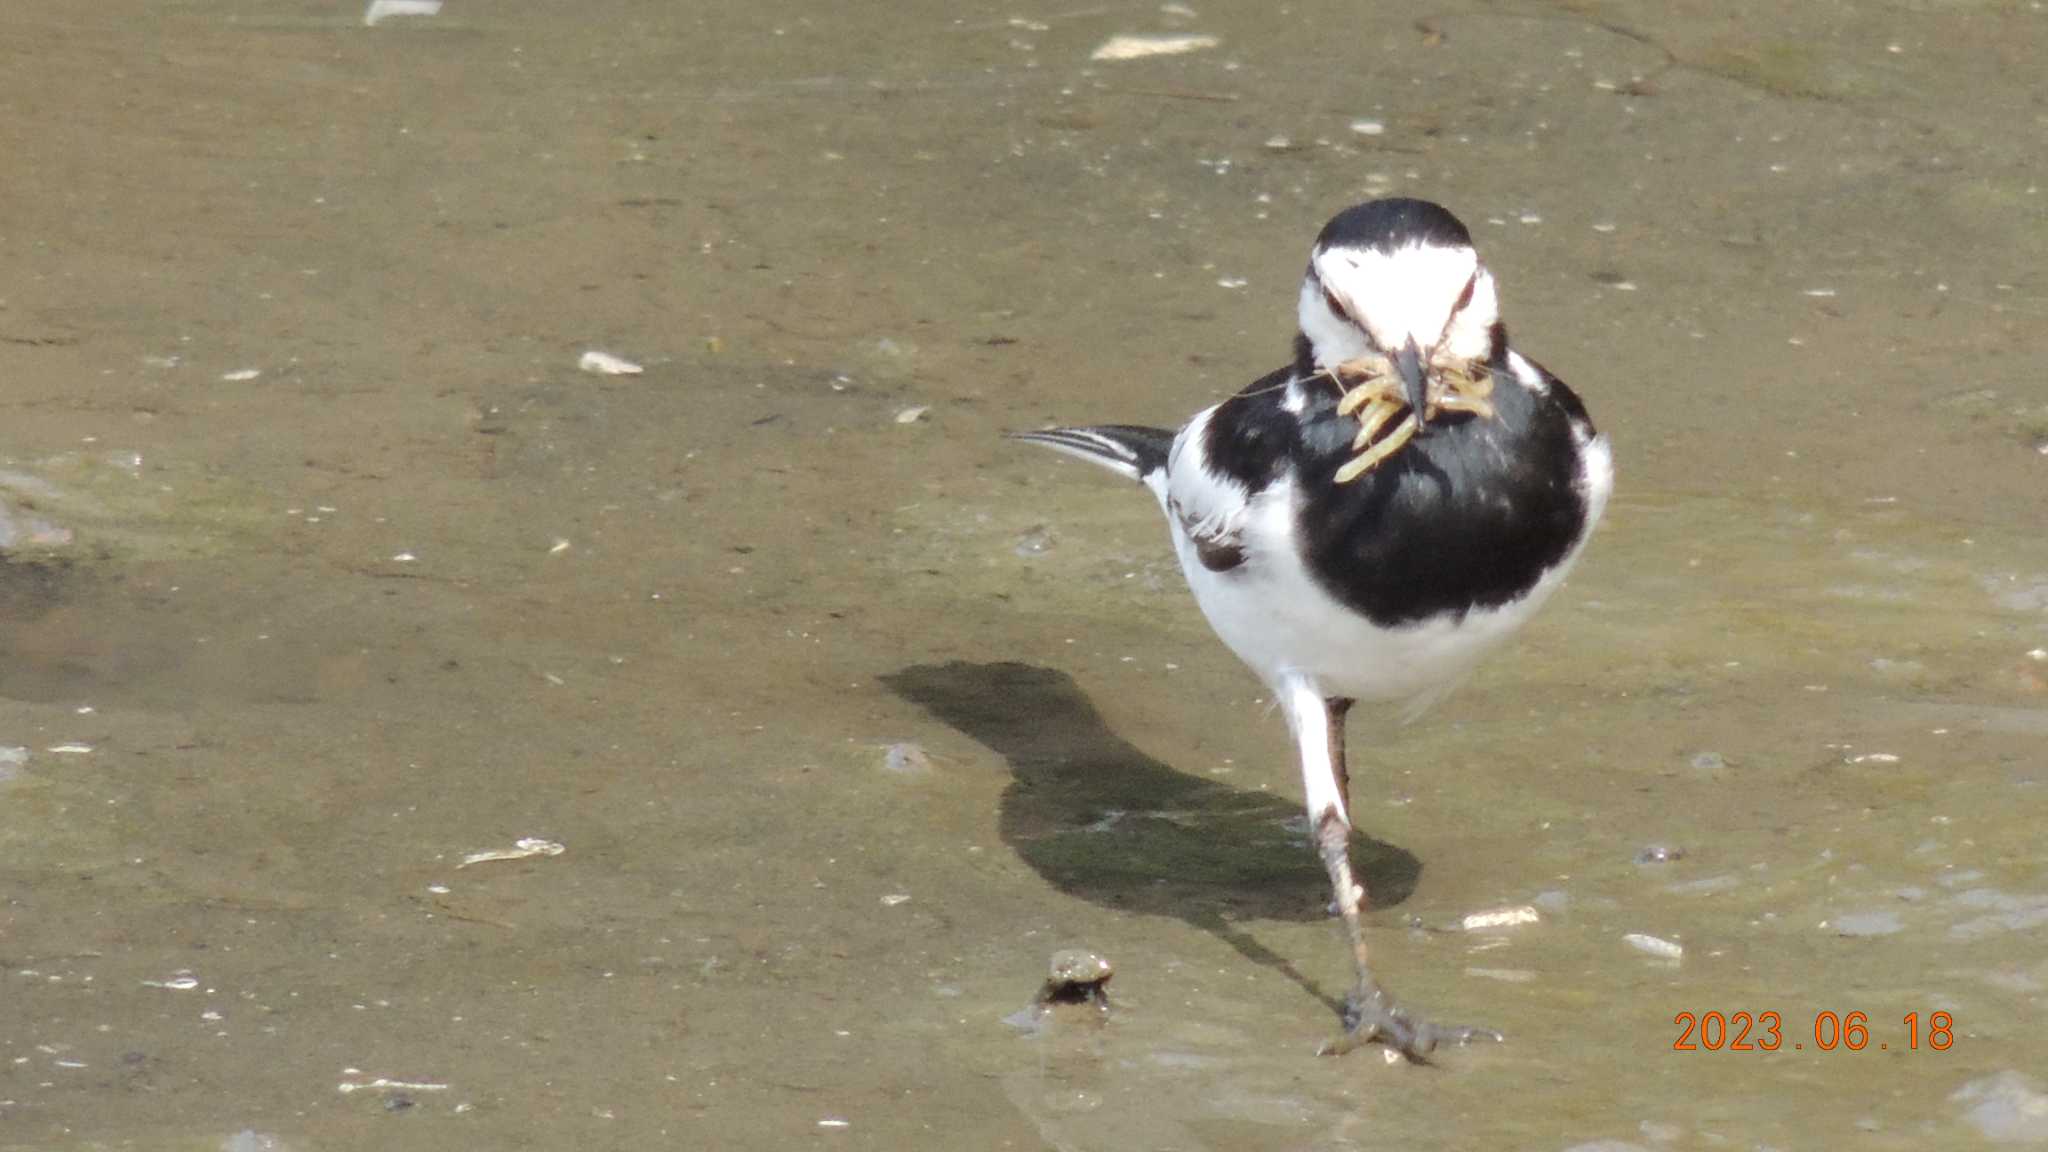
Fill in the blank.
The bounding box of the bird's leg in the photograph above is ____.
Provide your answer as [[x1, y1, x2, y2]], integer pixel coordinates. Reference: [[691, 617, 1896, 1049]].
[[1278, 678, 1502, 1063], [1327, 697, 1354, 826]]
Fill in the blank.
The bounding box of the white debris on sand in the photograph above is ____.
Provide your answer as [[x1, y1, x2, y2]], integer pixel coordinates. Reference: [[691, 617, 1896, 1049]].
[[221, 368, 262, 382], [578, 350, 644, 376], [1461, 905, 1540, 932], [894, 406, 930, 424], [337, 1076, 450, 1094], [1090, 34, 1219, 61], [458, 837, 565, 868], [1623, 933, 1684, 960], [363, 0, 441, 27]]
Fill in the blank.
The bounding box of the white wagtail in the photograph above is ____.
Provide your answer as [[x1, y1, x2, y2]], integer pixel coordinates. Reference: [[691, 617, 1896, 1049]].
[[1011, 197, 1613, 1060]]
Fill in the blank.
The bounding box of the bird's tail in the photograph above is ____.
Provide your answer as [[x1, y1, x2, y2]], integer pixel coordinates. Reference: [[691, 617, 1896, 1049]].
[[1007, 425, 1175, 491]]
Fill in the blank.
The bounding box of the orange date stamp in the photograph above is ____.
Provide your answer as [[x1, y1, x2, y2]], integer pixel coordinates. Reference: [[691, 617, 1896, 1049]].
[[1673, 1011, 1955, 1052]]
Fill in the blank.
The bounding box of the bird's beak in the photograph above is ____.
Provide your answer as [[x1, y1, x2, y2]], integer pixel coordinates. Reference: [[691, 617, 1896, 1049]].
[[1395, 337, 1428, 426]]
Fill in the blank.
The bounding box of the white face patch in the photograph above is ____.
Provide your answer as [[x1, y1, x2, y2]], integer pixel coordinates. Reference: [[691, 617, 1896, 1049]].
[[1302, 242, 1499, 368]]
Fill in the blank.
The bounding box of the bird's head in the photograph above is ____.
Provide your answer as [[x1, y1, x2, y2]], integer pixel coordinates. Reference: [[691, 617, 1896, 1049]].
[[1296, 198, 1499, 420]]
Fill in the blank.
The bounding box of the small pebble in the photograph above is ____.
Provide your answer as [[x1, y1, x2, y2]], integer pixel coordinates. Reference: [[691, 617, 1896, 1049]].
[[1349, 118, 1385, 136], [1634, 844, 1684, 865], [1688, 751, 1726, 771], [894, 406, 930, 424]]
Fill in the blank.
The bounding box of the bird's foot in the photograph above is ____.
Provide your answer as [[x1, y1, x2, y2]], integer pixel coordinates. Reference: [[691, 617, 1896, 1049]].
[[1317, 982, 1502, 1063]]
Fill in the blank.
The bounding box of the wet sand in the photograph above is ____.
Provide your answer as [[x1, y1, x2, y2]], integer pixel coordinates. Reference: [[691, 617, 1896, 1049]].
[[3, 1, 2046, 1148]]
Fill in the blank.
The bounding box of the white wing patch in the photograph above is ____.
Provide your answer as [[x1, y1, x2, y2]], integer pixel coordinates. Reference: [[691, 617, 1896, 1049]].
[[1165, 407, 1253, 554], [1505, 350, 1549, 395]]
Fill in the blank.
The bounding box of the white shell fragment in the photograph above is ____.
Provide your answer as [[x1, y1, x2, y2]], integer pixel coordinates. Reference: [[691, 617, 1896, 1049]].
[[894, 406, 931, 424], [1090, 34, 1219, 61], [337, 1077, 450, 1094], [221, 368, 262, 382], [578, 350, 644, 376], [363, 0, 442, 26], [1624, 932, 1685, 960], [1461, 905, 1541, 931], [458, 837, 565, 868]]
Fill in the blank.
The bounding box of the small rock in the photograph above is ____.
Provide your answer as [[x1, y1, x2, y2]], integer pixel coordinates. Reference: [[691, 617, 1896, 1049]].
[[1038, 949, 1114, 1008], [1688, 751, 1727, 771], [1634, 844, 1684, 865], [894, 405, 930, 424]]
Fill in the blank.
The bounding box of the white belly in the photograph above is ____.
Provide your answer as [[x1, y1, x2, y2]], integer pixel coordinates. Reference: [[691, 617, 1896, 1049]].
[[1168, 463, 1602, 716]]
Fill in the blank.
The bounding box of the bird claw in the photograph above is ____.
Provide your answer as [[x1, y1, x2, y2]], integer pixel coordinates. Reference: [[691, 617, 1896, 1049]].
[[1317, 983, 1503, 1063]]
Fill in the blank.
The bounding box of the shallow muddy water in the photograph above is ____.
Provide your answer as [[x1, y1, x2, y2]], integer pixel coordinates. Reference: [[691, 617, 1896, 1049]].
[[3, 1, 2046, 1149]]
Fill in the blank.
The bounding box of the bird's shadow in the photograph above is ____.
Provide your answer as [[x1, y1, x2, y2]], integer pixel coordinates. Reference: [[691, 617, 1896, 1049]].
[[882, 660, 1420, 1014]]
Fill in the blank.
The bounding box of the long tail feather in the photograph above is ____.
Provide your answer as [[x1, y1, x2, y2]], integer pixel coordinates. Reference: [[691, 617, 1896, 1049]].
[[1006, 424, 1174, 486]]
